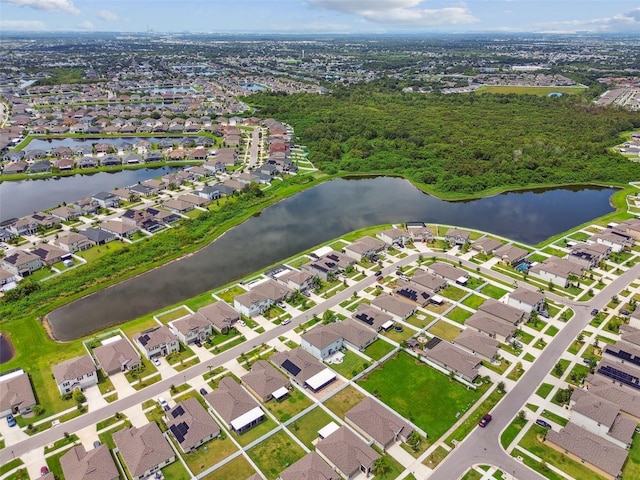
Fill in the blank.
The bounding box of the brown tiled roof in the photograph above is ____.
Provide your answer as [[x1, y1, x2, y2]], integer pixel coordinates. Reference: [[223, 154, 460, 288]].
[[198, 301, 240, 331], [301, 325, 342, 350], [508, 287, 544, 306], [425, 341, 481, 381], [241, 360, 289, 400], [329, 319, 377, 350], [271, 348, 326, 384], [465, 313, 515, 339], [453, 329, 498, 359], [113, 424, 174, 478], [93, 338, 140, 374], [371, 294, 415, 318], [204, 377, 259, 425], [279, 451, 338, 480], [60, 444, 119, 480], [0, 371, 36, 413], [316, 426, 380, 478], [478, 300, 524, 325], [166, 397, 220, 451], [52, 355, 95, 384], [171, 312, 211, 335], [345, 397, 413, 447]]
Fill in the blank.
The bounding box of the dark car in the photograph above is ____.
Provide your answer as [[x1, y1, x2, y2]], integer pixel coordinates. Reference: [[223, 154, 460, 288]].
[[536, 419, 552, 429], [194, 340, 202, 348], [621, 310, 630, 316], [591, 309, 599, 316], [40, 466, 49, 476], [199, 388, 207, 395], [478, 413, 492, 427], [373, 271, 381, 277], [93, 440, 102, 449]]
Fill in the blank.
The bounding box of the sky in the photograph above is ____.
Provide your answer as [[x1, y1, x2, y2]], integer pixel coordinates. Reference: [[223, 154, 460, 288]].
[[1, 0, 640, 34]]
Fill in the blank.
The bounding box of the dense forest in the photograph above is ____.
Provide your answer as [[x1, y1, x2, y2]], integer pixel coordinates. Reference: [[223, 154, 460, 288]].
[[250, 88, 640, 195]]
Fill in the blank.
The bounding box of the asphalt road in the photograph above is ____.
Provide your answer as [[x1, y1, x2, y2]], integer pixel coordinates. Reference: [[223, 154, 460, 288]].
[[430, 261, 640, 480]]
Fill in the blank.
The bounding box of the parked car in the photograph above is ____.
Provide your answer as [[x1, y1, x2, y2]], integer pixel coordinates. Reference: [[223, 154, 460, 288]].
[[373, 271, 381, 277], [281, 318, 291, 325], [511, 340, 523, 349], [478, 413, 492, 427], [93, 440, 102, 448], [152, 357, 161, 367], [536, 419, 552, 429], [540, 310, 550, 318], [40, 466, 49, 476], [591, 309, 599, 316], [194, 340, 202, 348], [6, 413, 16, 427], [199, 388, 207, 396], [237, 320, 246, 327], [621, 309, 630, 316], [158, 397, 169, 411]]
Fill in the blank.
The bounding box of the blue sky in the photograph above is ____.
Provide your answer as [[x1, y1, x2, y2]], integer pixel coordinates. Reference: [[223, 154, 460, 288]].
[[1, 0, 640, 34]]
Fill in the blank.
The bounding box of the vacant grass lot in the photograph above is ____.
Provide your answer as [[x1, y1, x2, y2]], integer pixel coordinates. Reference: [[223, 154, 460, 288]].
[[427, 320, 462, 341], [359, 352, 483, 440], [290, 406, 336, 449], [247, 430, 306, 480]]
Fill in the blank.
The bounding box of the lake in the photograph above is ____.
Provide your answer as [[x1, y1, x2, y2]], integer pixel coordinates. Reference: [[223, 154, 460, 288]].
[[47, 176, 616, 340], [0, 167, 181, 222]]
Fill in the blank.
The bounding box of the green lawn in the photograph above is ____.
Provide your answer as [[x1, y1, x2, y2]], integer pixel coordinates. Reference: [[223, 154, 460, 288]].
[[462, 294, 486, 309], [232, 417, 278, 447], [501, 417, 527, 449], [329, 350, 370, 379], [441, 285, 467, 301], [181, 433, 238, 475], [363, 340, 396, 360], [447, 307, 473, 324], [622, 430, 640, 479], [427, 321, 462, 341], [324, 385, 366, 419], [511, 448, 564, 480], [201, 455, 255, 480], [290, 406, 336, 449], [544, 325, 559, 337], [461, 469, 483, 480], [374, 452, 405, 480], [247, 430, 306, 480], [480, 284, 508, 299], [156, 306, 191, 323], [550, 359, 570, 379], [359, 352, 483, 440], [161, 460, 191, 480], [519, 425, 608, 480], [445, 386, 503, 446], [540, 409, 568, 427], [535, 383, 554, 399], [264, 387, 313, 422], [216, 285, 246, 304]]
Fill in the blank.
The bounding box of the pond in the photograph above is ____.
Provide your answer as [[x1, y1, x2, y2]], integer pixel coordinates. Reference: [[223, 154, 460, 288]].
[[48, 176, 616, 340]]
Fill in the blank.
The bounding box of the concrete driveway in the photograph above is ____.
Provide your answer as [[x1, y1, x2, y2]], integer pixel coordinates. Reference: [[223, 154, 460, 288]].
[[84, 385, 108, 412], [110, 372, 136, 398], [0, 414, 29, 446]]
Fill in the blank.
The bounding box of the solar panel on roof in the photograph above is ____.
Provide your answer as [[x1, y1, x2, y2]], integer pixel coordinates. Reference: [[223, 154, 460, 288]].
[[170, 422, 189, 443], [281, 359, 301, 376], [171, 406, 185, 418]]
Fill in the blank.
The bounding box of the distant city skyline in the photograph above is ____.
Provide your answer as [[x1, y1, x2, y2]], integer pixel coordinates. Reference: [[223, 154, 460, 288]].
[[1, 0, 640, 34]]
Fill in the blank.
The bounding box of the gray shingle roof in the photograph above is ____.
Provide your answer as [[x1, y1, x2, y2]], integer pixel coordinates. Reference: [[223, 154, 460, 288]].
[[113, 424, 174, 478], [60, 444, 119, 480], [316, 426, 380, 478], [345, 397, 413, 448]]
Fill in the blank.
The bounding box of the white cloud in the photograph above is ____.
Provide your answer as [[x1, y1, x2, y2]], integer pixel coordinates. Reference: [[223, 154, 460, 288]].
[[78, 19, 94, 30], [97, 9, 120, 21], [5, 0, 79, 15], [0, 19, 46, 30], [309, 0, 477, 27], [535, 8, 640, 33]]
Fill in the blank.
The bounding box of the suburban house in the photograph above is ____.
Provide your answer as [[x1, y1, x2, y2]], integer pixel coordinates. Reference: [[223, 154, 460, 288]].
[[345, 397, 414, 451], [405, 223, 434, 243], [8, 217, 38, 236], [452, 329, 499, 361], [428, 262, 469, 285], [304, 250, 354, 281], [567, 242, 611, 269], [493, 244, 529, 266], [477, 300, 526, 326], [80, 228, 117, 245], [410, 269, 447, 293], [569, 389, 635, 449], [166, 397, 221, 453], [445, 227, 470, 246], [330, 319, 378, 351], [163, 198, 195, 214], [204, 377, 265, 434], [507, 288, 545, 313], [422, 338, 481, 383], [233, 279, 292, 317], [395, 280, 432, 306], [169, 312, 212, 345], [92, 337, 142, 376], [60, 445, 119, 480], [471, 237, 504, 254], [0, 370, 37, 417], [352, 303, 395, 332], [55, 232, 95, 253], [198, 301, 240, 334], [587, 231, 630, 253], [377, 227, 410, 246], [271, 348, 337, 392], [316, 426, 380, 480], [52, 354, 98, 394], [274, 268, 316, 292], [241, 360, 290, 403], [135, 325, 180, 359], [529, 256, 584, 288], [113, 424, 175, 480], [613, 218, 640, 241], [31, 243, 68, 265], [0, 269, 16, 290], [278, 451, 338, 480], [301, 325, 344, 360], [342, 236, 386, 261], [371, 294, 416, 321], [99, 220, 138, 239], [465, 312, 517, 343], [545, 422, 627, 480], [50, 206, 79, 222], [91, 191, 120, 209], [1, 250, 43, 276]]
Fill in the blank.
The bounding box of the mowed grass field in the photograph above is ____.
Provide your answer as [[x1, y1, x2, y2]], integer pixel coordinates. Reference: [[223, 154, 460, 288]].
[[358, 352, 483, 440], [476, 85, 588, 96]]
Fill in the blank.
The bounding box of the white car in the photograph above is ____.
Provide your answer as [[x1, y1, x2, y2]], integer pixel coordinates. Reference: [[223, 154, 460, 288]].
[[237, 320, 246, 327], [152, 357, 161, 366], [157, 397, 169, 411]]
